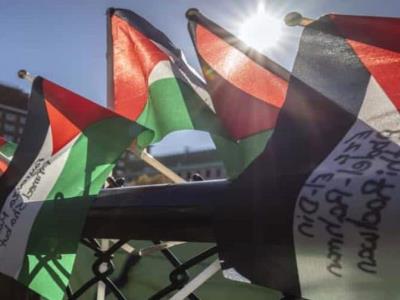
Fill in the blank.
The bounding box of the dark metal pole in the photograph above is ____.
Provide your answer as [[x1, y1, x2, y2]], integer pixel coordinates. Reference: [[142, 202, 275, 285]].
[[82, 180, 230, 242]]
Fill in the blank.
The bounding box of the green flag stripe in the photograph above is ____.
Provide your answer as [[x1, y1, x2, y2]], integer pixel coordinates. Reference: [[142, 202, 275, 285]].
[[0, 142, 17, 158], [136, 78, 195, 147], [136, 60, 271, 179], [212, 130, 273, 179], [137, 74, 271, 178], [175, 78, 228, 138], [136, 76, 228, 148], [18, 117, 139, 300]]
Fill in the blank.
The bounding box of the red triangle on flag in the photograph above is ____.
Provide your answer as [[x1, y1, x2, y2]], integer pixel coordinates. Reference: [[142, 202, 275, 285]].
[[195, 24, 288, 139], [0, 160, 8, 173], [43, 79, 116, 155], [0, 137, 6, 147], [110, 14, 169, 121], [332, 15, 400, 110]]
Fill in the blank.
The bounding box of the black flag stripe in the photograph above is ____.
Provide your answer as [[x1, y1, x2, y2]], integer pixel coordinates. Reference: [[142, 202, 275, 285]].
[[0, 77, 50, 207], [215, 16, 371, 297]]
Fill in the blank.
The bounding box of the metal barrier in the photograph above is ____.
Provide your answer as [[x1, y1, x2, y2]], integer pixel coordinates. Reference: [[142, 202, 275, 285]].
[[69, 180, 224, 299], [8, 180, 298, 299], [65, 239, 218, 300]]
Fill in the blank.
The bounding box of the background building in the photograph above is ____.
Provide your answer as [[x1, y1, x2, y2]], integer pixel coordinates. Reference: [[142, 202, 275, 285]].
[[0, 84, 28, 143], [115, 148, 226, 184]]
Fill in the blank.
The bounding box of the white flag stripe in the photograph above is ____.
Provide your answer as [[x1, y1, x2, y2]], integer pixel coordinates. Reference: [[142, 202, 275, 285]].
[[358, 77, 400, 142], [0, 131, 78, 278], [294, 77, 400, 300], [149, 41, 215, 112], [148, 60, 175, 84]]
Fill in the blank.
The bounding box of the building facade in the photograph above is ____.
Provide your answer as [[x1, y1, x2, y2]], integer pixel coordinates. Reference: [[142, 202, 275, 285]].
[[0, 84, 28, 143], [115, 149, 226, 184]]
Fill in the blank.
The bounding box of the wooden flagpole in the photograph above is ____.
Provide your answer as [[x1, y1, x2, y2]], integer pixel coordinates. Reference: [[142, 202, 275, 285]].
[[129, 144, 185, 183]]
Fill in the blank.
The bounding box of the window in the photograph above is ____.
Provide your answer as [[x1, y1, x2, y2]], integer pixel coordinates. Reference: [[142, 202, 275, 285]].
[[4, 123, 15, 132], [5, 113, 17, 122], [4, 134, 13, 142]]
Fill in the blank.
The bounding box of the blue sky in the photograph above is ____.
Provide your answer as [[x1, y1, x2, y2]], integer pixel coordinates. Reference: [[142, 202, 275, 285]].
[[1, 0, 399, 155]]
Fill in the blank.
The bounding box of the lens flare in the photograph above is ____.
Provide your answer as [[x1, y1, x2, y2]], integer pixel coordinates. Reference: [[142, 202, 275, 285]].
[[238, 4, 283, 51]]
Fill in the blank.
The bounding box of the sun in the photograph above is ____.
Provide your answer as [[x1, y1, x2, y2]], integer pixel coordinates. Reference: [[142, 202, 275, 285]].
[[238, 4, 283, 51]]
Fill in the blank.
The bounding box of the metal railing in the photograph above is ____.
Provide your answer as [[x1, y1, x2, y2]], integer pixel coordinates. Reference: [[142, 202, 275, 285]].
[[3, 179, 300, 299]]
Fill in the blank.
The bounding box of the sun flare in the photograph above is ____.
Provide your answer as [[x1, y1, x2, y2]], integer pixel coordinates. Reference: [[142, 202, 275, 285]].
[[238, 4, 283, 51]]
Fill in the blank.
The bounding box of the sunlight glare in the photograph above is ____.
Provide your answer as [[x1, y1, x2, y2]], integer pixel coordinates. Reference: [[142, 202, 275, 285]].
[[238, 4, 283, 51]]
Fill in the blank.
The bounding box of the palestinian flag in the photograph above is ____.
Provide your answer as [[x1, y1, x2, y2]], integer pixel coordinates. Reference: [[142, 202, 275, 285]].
[[108, 8, 286, 178], [107, 8, 224, 146], [0, 137, 16, 175], [214, 15, 400, 300], [186, 9, 289, 177], [187, 9, 289, 140], [0, 77, 142, 300]]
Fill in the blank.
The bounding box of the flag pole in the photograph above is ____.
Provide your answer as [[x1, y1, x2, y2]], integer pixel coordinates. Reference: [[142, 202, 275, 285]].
[[284, 12, 314, 27], [17, 69, 186, 184], [129, 144, 185, 183], [17, 69, 34, 83]]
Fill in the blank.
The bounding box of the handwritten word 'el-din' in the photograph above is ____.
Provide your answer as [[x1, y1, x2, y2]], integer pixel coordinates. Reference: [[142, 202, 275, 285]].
[[296, 127, 400, 278]]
